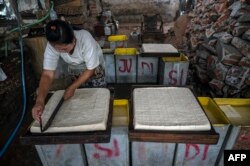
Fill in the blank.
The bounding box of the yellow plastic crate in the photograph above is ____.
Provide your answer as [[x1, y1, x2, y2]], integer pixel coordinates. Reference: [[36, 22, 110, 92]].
[[198, 97, 230, 126], [114, 48, 137, 56], [162, 54, 187, 62], [112, 99, 129, 126], [213, 98, 250, 126], [108, 35, 128, 42]]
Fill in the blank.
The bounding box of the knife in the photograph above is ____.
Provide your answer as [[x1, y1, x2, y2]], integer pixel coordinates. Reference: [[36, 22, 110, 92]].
[[41, 97, 64, 132], [39, 116, 43, 132]]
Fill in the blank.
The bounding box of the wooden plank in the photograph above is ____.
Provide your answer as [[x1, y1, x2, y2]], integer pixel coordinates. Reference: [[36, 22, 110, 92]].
[[129, 129, 219, 144], [19, 99, 113, 145], [56, 6, 86, 15]]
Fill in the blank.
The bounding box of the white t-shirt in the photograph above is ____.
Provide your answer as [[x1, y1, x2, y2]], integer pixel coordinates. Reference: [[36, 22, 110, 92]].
[[43, 30, 104, 71]]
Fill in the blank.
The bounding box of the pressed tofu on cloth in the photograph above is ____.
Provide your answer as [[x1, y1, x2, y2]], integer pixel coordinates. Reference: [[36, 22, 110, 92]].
[[30, 88, 110, 133], [133, 87, 211, 131]]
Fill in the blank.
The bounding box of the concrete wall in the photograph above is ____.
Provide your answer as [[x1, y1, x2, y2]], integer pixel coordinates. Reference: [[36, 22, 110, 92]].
[[100, 0, 180, 23]]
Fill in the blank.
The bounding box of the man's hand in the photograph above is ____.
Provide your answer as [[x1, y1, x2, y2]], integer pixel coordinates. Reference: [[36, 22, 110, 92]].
[[32, 101, 45, 121], [64, 86, 76, 100]]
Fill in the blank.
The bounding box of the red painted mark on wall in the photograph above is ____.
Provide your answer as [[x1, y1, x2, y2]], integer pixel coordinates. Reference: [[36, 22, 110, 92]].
[[93, 139, 120, 159], [239, 134, 250, 142], [202, 145, 209, 160], [141, 61, 153, 74], [185, 144, 210, 161], [119, 59, 132, 72], [55, 144, 64, 158], [168, 69, 184, 85]]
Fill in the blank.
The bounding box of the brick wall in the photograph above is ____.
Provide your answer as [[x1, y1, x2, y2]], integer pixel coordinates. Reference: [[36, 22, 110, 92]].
[[183, 0, 250, 97]]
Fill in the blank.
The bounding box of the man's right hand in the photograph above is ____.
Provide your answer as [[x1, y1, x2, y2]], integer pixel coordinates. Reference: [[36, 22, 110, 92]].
[[32, 102, 45, 121]]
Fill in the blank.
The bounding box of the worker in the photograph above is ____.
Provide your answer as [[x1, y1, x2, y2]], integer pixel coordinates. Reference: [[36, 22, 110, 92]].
[[32, 20, 105, 121]]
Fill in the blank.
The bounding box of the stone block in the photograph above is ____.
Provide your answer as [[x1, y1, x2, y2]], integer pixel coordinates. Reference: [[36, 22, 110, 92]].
[[225, 66, 250, 89], [229, 1, 250, 18], [242, 29, 250, 41], [231, 37, 250, 59], [212, 63, 229, 81], [233, 26, 250, 36], [239, 57, 250, 68], [216, 40, 243, 65], [208, 79, 224, 96], [238, 13, 250, 22], [207, 55, 218, 71], [195, 65, 210, 83]]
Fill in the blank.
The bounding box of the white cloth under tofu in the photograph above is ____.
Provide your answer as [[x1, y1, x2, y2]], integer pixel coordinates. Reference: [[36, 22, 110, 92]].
[[30, 88, 110, 133], [133, 87, 211, 131]]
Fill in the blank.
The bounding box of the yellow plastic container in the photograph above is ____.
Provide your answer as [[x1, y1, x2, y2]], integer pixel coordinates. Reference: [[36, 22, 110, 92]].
[[213, 98, 250, 106], [108, 35, 128, 50], [108, 35, 128, 42], [197, 97, 230, 125], [213, 98, 250, 126], [112, 99, 129, 126], [162, 54, 187, 62], [114, 48, 137, 56]]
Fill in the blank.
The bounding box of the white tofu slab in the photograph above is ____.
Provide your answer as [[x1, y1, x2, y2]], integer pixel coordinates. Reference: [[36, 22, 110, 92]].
[[30, 88, 110, 133], [133, 87, 211, 131], [142, 44, 178, 53]]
